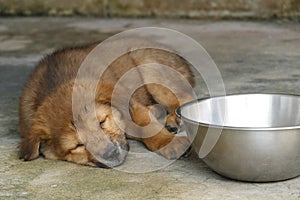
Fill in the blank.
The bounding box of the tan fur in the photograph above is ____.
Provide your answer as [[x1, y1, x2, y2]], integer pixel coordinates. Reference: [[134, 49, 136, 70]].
[[19, 39, 195, 167]]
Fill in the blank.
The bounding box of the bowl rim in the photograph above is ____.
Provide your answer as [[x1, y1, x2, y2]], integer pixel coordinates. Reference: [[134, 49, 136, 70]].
[[176, 93, 300, 131]]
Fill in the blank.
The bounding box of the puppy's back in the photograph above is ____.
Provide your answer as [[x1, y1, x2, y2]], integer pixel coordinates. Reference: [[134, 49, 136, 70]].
[[19, 43, 96, 136]]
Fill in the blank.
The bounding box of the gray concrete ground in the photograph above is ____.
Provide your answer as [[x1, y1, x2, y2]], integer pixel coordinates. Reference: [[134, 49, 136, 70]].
[[0, 18, 300, 199]]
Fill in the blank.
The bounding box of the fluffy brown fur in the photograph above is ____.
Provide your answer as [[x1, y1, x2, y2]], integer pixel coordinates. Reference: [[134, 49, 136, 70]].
[[19, 39, 195, 167]]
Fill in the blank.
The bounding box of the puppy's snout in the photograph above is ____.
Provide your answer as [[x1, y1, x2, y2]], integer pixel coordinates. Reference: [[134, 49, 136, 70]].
[[101, 142, 129, 167], [103, 144, 120, 160], [121, 142, 129, 152]]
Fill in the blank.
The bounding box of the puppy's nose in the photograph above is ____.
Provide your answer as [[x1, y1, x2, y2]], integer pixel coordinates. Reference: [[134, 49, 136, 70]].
[[103, 145, 120, 160], [98, 142, 129, 168], [121, 142, 129, 152], [103, 142, 129, 160]]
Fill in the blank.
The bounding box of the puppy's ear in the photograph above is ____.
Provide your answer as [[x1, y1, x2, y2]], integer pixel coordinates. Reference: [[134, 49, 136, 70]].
[[19, 136, 40, 161]]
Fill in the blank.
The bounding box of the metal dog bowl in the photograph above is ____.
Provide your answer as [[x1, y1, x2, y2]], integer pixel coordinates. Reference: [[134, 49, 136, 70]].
[[176, 94, 300, 182]]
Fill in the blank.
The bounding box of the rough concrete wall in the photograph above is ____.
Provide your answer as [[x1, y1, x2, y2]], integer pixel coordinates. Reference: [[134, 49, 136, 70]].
[[0, 0, 299, 19], [0, 0, 107, 16]]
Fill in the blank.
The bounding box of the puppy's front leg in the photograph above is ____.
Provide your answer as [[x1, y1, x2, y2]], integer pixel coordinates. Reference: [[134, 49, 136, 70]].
[[129, 101, 190, 159]]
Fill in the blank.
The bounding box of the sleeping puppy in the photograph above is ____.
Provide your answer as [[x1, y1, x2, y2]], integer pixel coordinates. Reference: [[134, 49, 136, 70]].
[[19, 39, 195, 167]]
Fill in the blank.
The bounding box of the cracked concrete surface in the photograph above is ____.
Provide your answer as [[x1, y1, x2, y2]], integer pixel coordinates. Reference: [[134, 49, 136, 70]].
[[0, 18, 299, 199]]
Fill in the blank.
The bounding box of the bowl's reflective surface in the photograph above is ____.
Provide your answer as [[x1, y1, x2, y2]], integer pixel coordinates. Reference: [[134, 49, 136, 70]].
[[177, 94, 300, 182]]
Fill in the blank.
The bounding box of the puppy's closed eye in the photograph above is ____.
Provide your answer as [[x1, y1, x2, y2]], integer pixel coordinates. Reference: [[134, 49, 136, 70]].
[[71, 143, 85, 151], [71, 120, 77, 129], [99, 119, 106, 129]]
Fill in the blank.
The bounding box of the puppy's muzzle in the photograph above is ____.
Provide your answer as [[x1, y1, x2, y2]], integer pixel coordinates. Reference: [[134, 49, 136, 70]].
[[95, 142, 129, 168]]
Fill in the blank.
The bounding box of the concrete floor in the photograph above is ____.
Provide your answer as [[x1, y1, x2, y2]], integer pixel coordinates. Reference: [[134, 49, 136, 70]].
[[0, 18, 300, 199]]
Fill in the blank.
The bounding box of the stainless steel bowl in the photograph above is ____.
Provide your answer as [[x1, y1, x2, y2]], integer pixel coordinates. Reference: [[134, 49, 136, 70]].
[[176, 94, 300, 182]]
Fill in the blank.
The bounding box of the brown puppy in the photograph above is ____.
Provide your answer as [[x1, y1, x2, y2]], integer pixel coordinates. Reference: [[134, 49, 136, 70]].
[[19, 39, 195, 167]]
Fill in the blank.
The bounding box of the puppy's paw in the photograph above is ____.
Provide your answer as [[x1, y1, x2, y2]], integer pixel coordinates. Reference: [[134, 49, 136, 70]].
[[165, 113, 181, 134], [157, 136, 191, 160]]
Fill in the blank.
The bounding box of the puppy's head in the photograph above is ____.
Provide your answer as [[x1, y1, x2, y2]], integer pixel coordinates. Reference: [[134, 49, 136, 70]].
[[71, 102, 128, 168]]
